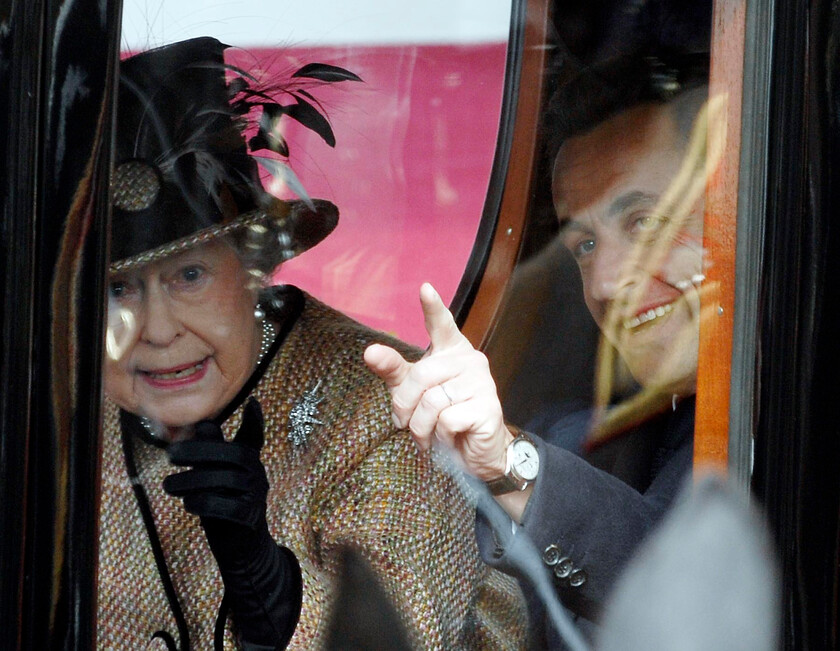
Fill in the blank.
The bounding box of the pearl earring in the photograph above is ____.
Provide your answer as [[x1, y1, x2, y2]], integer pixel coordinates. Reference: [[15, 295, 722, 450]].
[[254, 305, 266, 320]]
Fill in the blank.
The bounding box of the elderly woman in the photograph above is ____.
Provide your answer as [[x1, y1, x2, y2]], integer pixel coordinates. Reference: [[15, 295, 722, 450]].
[[97, 38, 526, 650]]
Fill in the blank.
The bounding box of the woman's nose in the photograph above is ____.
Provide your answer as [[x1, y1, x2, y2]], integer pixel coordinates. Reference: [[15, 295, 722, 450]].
[[140, 286, 183, 346]]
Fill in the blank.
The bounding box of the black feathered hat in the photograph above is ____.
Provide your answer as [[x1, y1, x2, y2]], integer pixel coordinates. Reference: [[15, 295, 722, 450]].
[[110, 37, 360, 273]]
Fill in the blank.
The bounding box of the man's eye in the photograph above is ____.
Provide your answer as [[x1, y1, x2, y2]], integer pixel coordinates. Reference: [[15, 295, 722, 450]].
[[573, 239, 596, 258], [630, 213, 668, 236]]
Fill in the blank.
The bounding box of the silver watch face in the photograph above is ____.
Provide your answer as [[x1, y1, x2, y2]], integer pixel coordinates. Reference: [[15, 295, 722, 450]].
[[510, 438, 539, 481]]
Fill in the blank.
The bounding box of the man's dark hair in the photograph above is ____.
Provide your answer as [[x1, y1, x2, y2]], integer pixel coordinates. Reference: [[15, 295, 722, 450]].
[[542, 51, 710, 166], [519, 51, 709, 260]]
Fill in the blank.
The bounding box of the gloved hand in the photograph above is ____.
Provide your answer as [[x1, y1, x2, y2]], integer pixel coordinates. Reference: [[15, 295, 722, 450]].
[[163, 398, 301, 649]]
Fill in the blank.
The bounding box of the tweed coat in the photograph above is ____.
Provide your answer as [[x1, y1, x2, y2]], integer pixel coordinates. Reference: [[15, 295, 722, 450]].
[[97, 286, 527, 650]]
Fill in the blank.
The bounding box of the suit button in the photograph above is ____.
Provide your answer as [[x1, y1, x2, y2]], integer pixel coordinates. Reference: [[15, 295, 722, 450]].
[[553, 557, 573, 579], [569, 568, 587, 587], [542, 544, 562, 566]]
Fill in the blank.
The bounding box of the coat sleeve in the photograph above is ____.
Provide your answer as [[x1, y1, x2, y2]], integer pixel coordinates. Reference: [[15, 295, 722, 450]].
[[266, 299, 529, 650], [273, 357, 528, 651], [310, 423, 528, 650], [476, 431, 693, 622]]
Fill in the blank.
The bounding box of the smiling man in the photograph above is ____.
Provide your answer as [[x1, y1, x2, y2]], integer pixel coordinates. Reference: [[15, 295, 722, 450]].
[[365, 53, 711, 647], [553, 77, 708, 402]]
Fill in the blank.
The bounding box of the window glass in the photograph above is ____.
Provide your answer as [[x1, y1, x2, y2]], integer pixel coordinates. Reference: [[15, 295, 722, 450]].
[[121, 0, 511, 344], [489, 0, 715, 447], [100, 1, 746, 648], [481, 4, 729, 643]]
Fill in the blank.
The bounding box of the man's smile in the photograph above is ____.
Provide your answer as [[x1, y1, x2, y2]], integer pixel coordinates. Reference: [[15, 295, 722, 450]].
[[622, 300, 675, 332]]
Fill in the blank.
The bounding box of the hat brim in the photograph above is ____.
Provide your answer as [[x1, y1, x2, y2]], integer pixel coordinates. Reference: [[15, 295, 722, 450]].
[[109, 198, 338, 274]]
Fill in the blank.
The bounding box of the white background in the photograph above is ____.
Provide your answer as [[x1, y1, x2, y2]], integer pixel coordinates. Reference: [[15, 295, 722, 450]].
[[121, 0, 511, 49]]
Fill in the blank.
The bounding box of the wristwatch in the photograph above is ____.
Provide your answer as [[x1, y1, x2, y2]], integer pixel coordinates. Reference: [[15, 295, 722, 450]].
[[485, 430, 540, 495]]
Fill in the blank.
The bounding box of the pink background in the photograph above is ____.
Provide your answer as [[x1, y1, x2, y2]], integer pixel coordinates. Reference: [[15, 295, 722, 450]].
[[229, 44, 507, 344]]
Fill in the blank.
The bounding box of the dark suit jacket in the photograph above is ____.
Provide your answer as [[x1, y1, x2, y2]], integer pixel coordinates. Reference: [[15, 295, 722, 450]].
[[476, 397, 695, 649]]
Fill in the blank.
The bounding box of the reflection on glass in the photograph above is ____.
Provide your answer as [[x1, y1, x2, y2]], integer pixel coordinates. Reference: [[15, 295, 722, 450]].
[[349, 42, 728, 649], [496, 56, 716, 435], [554, 84, 723, 442], [484, 42, 722, 645], [121, 0, 511, 344]]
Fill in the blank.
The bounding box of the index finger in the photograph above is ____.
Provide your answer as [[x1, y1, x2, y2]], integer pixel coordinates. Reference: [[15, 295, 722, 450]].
[[420, 283, 468, 352]]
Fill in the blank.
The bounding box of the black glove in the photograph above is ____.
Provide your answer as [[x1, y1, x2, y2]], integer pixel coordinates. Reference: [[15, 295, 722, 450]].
[[163, 398, 301, 649]]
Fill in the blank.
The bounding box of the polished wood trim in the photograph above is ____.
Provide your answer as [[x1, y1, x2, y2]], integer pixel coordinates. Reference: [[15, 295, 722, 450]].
[[460, 0, 552, 349], [695, 0, 747, 470]]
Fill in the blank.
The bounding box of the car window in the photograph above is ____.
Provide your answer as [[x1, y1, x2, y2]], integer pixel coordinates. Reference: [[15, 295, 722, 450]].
[[121, 0, 511, 344]]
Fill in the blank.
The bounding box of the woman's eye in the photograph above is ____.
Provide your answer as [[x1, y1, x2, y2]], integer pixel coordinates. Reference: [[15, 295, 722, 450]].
[[109, 279, 137, 299], [180, 266, 203, 282], [108, 281, 124, 298], [167, 264, 208, 292]]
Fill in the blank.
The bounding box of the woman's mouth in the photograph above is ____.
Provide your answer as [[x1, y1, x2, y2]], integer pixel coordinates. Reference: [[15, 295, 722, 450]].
[[623, 302, 674, 331], [140, 359, 209, 388]]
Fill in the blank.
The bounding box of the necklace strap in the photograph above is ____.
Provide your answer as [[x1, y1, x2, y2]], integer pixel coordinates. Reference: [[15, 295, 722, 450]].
[[257, 316, 276, 366]]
